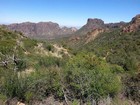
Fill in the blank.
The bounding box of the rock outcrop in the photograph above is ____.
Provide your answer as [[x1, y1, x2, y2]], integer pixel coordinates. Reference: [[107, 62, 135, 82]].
[[123, 14, 140, 33], [76, 18, 126, 35], [76, 18, 105, 35], [85, 28, 105, 44], [105, 22, 126, 29]]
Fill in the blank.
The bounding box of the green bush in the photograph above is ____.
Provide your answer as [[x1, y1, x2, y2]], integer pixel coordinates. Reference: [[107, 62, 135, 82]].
[[23, 39, 37, 51], [123, 73, 140, 103], [0, 40, 16, 54], [24, 67, 63, 101], [45, 44, 54, 51], [0, 68, 28, 100], [16, 59, 27, 71], [63, 52, 121, 102], [38, 56, 64, 67]]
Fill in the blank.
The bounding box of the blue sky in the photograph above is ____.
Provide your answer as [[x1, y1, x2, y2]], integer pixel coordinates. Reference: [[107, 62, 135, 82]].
[[0, 0, 140, 27]]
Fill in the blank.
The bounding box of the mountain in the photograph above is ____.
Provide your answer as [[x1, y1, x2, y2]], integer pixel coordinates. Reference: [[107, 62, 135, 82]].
[[123, 14, 140, 32], [3, 18, 127, 40], [75, 18, 126, 35], [4, 22, 77, 39], [56, 14, 140, 104], [0, 14, 140, 105], [105, 21, 126, 29], [66, 14, 140, 72], [75, 18, 105, 35]]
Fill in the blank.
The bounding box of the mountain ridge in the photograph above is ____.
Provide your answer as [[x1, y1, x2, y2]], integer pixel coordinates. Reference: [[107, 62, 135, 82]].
[[1, 14, 140, 40], [3, 21, 77, 39], [76, 18, 127, 36]]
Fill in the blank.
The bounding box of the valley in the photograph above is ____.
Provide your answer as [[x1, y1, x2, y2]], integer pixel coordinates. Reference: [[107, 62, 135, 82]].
[[0, 14, 140, 105]]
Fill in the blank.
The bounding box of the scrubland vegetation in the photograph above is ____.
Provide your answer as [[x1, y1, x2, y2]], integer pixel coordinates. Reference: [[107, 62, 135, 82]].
[[0, 26, 139, 105]]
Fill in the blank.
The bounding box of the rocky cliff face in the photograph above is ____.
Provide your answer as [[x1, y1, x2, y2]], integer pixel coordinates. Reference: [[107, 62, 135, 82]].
[[6, 22, 77, 39], [123, 14, 140, 32], [131, 14, 140, 24], [76, 18, 105, 35], [86, 18, 105, 29], [76, 18, 126, 35], [85, 28, 105, 44], [105, 22, 126, 29]]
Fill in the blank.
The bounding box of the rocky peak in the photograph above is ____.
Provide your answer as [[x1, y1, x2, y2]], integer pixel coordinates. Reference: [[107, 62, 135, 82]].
[[61, 27, 77, 33], [69, 27, 77, 32], [37, 22, 59, 28], [131, 14, 140, 24], [123, 14, 140, 33], [87, 18, 104, 26], [86, 18, 105, 30], [105, 21, 126, 29], [76, 18, 105, 35]]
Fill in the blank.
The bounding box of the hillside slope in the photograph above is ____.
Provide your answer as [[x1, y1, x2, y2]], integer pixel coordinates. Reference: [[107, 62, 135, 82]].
[[0, 15, 140, 104]]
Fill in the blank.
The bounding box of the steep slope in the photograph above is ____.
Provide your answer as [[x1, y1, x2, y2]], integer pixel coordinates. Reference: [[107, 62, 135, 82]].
[[0, 27, 71, 104], [5, 22, 77, 39], [123, 14, 140, 32], [85, 28, 105, 44], [82, 24, 140, 103], [80, 14, 140, 72], [0, 26, 70, 72], [59, 14, 140, 72]]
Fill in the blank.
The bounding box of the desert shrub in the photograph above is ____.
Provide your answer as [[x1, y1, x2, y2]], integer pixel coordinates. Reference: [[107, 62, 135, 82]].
[[63, 52, 121, 102], [45, 44, 54, 51], [23, 39, 37, 51], [123, 73, 140, 103], [38, 56, 64, 67], [0, 94, 7, 104], [16, 59, 27, 71], [0, 68, 28, 100], [0, 67, 63, 102], [0, 40, 16, 54], [24, 67, 63, 101], [110, 64, 124, 74], [0, 28, 18, 40], [24, 91, 34, 103]]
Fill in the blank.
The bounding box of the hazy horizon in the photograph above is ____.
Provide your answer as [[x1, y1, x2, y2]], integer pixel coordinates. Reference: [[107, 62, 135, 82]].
[[0, 0, 140, 27]]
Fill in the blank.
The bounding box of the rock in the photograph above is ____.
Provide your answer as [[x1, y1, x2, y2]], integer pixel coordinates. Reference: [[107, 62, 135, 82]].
[[123, 14, 140, 33], [76, 18, 105, 35], [131, 14, 140, 24], [87, 18, 104, 27], [5, 98, 18, 105], [75, 18, 126, 36], [17, 102, 25, 105], [32, 96, 64, 105], [85, 28, 105, 44], [105, 21, 126, 29]]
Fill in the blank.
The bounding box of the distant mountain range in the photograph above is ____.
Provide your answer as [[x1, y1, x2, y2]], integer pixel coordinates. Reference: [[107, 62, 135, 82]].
[[75, 18, 126, 35], [1, 14, 140, 39], [3, 22, 77, 39]]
